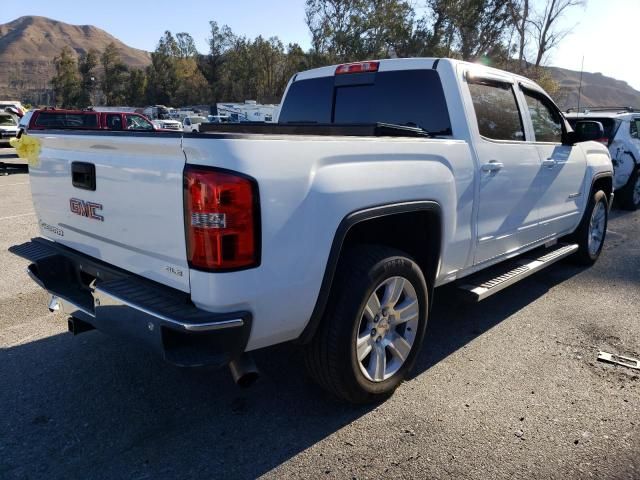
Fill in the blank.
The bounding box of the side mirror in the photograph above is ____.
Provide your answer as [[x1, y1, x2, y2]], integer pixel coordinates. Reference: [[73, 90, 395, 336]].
[[564, 120, 605, 145]]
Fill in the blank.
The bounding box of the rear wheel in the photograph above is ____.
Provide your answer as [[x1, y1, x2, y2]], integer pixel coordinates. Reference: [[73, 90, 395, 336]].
[[618, 167, 640, 211], [571, 189, 608, 265], [304, 245, 428, 404]]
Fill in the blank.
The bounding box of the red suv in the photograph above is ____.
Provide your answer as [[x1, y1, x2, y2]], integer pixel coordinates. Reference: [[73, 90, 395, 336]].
[[27, 109, 164, 133]]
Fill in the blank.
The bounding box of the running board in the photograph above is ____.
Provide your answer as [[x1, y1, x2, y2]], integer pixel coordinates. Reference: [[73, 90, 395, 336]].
[[458, 243, 579, 302]]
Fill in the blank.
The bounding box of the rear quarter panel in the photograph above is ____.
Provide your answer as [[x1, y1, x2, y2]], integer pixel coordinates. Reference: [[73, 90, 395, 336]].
[[183, 135, 475, 350]]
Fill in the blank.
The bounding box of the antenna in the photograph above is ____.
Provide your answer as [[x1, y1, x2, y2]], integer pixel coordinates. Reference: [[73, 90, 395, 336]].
[[576, 56, 584, 116]]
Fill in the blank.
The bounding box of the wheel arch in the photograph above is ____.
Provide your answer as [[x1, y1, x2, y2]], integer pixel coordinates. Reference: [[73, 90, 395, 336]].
[[297, 201, 442, 344], [590, 172, 613, 205]]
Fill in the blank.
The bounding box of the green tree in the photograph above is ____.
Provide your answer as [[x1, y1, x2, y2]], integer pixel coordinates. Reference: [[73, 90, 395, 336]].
[[176, 32, 198, 58], [51, 46, 80, 108], [126, 69, 148, 106], [101, 43, 129, 105], [77, 49, 99, 107], [305, 0, 416, 62], [146, 31, 181, 105]]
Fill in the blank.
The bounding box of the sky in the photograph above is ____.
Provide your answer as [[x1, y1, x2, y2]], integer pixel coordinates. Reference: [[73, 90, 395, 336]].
[[2, 0, 639, 91]]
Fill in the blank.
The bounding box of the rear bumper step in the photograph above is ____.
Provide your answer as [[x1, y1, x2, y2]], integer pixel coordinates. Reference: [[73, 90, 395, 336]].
[[458, 243, 579, 302], [10, 238, 252, 367]]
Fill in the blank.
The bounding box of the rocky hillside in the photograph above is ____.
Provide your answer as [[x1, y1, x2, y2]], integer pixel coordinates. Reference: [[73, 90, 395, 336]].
[[549, 66, 640, 111], [0, 16, 150, 103]]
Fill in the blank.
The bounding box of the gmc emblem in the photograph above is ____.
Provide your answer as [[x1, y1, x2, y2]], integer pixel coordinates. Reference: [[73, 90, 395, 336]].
[[69, 198, 104, 222]]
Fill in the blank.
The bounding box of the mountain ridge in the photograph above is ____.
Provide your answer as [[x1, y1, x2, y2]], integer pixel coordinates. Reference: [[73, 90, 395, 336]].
[[0, 16, 150, 103]]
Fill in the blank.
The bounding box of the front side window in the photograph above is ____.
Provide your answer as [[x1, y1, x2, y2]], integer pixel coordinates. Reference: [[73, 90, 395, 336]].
[[631, 118, 640, 139], [126, 114, 153, 130], [522, 90, 563, 143], [468, 81, 525, 141]]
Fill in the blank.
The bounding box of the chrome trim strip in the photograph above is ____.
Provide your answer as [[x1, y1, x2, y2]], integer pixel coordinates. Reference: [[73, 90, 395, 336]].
[[58, 223, 184, 265], [94, 287, 244, 332]]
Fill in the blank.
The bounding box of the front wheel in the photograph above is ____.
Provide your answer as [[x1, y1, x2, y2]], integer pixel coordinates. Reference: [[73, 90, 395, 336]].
[[618, 168, 640, 211], [304, 245, 428, 404], [571, 189, 609, 265]]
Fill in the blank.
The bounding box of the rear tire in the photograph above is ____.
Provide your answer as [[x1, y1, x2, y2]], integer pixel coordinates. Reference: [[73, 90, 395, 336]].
[[571, 189, 608, 265], [618, 167, 640, 211], [304, 245, 428, 404]]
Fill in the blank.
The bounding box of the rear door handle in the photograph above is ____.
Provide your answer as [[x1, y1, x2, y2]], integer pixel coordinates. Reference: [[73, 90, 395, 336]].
[[481, 161, 504, 172], [542, 159, 557, 168]]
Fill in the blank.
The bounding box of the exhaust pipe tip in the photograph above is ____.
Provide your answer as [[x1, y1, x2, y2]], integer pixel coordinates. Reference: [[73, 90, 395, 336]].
[[229, 353, 260, 388], [48, 295, 60, 313], [67, 316, 95, 336]]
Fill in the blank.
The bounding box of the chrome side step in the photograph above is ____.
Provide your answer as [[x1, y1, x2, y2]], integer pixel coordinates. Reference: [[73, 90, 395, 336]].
[[458, 243, 579, 302]]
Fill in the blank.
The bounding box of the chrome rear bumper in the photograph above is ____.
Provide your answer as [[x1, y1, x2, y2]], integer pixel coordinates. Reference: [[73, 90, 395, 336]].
[[12, 238, 252, 367]]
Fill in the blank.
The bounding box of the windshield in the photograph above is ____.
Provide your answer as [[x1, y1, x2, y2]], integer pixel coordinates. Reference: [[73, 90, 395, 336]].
[[0, 115, 17, 126], [191, 117, 207, 124], [278, 69, 451, 134]]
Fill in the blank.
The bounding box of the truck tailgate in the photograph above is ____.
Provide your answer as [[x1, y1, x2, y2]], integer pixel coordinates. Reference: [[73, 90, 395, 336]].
[[29, 132, 189, 292]]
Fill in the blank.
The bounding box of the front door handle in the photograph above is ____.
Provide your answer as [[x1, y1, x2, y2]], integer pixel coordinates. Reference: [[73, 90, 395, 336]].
[[542, 158, 557, 168], [481, 161, 504, 172]]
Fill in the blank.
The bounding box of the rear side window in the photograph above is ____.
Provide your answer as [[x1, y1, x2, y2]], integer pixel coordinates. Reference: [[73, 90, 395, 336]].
[[279, 70, 452, 134], [522, 89, 563, 143], [468, 81, 525, 141], [33, 112, 99, 129], [106, 114, 123, 130]]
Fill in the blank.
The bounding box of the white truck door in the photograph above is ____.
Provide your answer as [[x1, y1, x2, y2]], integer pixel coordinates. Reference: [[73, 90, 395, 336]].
[[466, 78, 545, 265], [520, 87, 587, 237]]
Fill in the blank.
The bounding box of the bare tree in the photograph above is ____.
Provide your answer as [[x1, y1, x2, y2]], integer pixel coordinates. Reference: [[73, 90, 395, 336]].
[[531, 0, 585, 67], [508, 0, 530, 68]]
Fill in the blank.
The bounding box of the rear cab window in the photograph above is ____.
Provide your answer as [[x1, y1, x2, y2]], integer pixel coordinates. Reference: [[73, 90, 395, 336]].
[[467, 80, 525, 141], [278, 69, 452, 135]]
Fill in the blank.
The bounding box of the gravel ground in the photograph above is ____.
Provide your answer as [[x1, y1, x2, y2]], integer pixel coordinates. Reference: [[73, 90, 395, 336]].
[[0, 160, 638, 480]]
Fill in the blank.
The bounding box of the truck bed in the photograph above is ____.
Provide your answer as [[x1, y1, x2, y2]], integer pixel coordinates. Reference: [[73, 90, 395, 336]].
[[197, 122, 436, 138]]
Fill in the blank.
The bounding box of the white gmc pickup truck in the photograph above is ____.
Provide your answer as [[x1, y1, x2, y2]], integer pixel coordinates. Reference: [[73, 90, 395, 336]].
[[11, 58, 613, 403]]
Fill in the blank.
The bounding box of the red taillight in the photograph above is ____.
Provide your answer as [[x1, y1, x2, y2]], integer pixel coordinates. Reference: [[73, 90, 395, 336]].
[[184, 166, 259, 271], [596, 137, 609, 145], [335, 61, 379, 75]]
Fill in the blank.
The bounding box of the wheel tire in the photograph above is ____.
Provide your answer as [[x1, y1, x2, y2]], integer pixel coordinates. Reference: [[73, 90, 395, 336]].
[[570, 189, 609, 265], [304, 245, 428, 404], [618, 168, 640, 211]]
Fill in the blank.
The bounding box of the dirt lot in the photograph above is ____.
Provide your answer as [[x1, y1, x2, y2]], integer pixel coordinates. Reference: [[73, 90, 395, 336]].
[[0, 154, 638, 479]]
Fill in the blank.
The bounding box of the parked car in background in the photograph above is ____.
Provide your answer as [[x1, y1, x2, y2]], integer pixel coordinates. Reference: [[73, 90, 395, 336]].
[[0, 112, 18, 146], [151, 119, 182, 131], [0, 101, 25, 117], [27, 109, 168, 132], [565, 107, 640, 210], [208, 115, 230, 123], [142, 105, 171, 120], [182, 115, 208, 133]]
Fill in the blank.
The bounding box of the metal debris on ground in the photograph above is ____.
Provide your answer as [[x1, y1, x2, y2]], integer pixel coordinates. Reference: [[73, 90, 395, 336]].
[[597, 351, 640, 370]]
